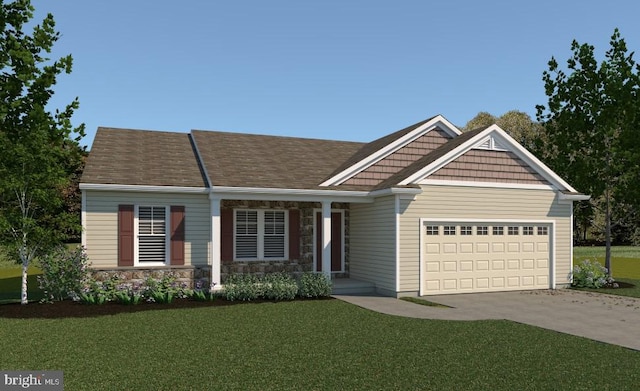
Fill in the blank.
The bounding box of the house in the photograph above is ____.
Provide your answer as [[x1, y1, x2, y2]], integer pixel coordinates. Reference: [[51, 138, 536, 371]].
[[79, 115, 589, 297]]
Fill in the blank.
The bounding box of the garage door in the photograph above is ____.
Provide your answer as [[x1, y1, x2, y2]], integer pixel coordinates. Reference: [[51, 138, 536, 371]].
[[422, 222, 551, 295]]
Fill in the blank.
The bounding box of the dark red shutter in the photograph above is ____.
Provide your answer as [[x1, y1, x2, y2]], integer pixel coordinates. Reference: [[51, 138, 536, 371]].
[[118, 205, 134, 267], [221, 209, 234, 262], [331, 212, 342, 272], [288, 209, 300, 260], [170, 206, 185, 265]]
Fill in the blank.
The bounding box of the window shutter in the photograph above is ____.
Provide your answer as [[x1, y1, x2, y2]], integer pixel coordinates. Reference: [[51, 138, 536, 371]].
[[170, 206, 185, 265], [289, 209, 300, 260], [118, 205, 134, 267], [221, 209, 233, 262]]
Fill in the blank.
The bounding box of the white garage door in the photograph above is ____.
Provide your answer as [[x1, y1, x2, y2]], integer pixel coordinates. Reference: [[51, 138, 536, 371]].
[[422, 222, 551, 295]]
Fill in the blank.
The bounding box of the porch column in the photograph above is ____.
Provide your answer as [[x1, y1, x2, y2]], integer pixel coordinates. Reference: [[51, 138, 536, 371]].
[[321, 200, 332, 278], [210, 196, 221, 289]]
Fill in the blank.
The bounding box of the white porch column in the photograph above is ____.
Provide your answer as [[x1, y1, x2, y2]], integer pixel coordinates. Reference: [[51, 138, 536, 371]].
[[321, 200, 332, 278], [210, 196, 221, 289]]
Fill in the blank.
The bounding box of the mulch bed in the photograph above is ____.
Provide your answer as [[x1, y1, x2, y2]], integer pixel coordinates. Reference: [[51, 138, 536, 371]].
[[0, 298, 330, 319]]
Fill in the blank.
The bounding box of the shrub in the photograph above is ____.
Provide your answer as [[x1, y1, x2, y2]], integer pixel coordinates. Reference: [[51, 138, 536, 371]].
[[263, 273, 298, 301], [572, 259, 615, 288], [143, 273, 189, 303], [190, 280, 217, 301], [38, 246, 91, 302], [298, 272, 332, 298], [223, 274, 263, 301], [114, 282, 144, 305]]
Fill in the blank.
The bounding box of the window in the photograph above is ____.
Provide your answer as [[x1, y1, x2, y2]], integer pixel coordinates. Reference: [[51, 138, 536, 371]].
[[493, 226, 504, 235], [538, 226, 548, 235], [460, 226, 472, 235], [426, 225, 439, 235], [523, 226, 534, 235], [138, 206, 167, 263], [235, 210, 287, 260], [477, 226, 488, 235], [508, 226, 519, 235], [444, 226, 456, 235]]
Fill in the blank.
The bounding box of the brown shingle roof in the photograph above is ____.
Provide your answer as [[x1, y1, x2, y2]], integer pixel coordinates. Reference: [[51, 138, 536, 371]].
[[191, 130, 364, 190], [324, 116, 437, 181], [81, 127, 208, 187]]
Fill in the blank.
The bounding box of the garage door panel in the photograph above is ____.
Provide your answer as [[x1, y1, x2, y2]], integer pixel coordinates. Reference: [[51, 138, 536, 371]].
[[443, 243, 457, 253], [423, 222, 551, 295]]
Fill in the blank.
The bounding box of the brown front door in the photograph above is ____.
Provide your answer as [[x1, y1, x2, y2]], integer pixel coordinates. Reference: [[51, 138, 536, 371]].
[[315, 212, 342, 272]]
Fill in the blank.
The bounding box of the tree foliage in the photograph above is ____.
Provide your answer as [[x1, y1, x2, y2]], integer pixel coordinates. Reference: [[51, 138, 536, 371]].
[[464, 110, 543, 150], [535, 28, 640, 273], [0, 0, 84, 303]]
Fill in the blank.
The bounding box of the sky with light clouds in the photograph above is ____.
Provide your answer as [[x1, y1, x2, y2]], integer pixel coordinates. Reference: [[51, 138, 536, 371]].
[[32, 0, 640, 148]]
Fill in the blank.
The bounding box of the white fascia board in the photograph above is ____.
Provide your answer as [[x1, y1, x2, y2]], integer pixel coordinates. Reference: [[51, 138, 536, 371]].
[[401, 125, 579, 193], [320, 115, 462, 187], [209, 186, 373, 203], [421, 217, 556, 224], [79, 183, 209, 194], [558, 193, 591, 201], [368, 187, 423, 198], [420, 179, 555, 191]]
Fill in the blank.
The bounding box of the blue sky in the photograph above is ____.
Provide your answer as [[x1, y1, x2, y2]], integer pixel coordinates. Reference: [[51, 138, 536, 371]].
[[32, 1, 640, 148]]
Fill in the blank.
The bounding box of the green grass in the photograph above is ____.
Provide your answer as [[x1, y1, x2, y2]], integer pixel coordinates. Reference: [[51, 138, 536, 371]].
[[0, 266, 43, 304], [573, 246, 640, 298], [400, 296, 451, 308], [0, 300, 639, 390]]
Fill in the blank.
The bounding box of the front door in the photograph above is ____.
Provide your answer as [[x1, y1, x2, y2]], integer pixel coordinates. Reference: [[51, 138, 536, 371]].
[[315, 212, 343, 272]]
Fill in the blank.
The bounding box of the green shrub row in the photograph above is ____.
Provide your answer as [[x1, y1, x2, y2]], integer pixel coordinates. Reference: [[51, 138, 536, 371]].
[[223, 272, 332, 301]]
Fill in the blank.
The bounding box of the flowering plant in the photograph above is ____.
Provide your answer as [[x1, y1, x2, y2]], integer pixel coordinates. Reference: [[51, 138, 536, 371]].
[[572, 259, 615, 288]]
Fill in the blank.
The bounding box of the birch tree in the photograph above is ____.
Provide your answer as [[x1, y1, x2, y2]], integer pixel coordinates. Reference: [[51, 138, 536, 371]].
[[0, 0, 84, 304]]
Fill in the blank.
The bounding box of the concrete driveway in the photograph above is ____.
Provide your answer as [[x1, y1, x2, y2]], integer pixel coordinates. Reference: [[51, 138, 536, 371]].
[[334, 289, 640, 351]]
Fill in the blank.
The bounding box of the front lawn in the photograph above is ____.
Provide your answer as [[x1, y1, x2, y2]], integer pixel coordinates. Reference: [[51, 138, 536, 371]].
[[573, 246, 640, 298], [0, 300, 638, 390]]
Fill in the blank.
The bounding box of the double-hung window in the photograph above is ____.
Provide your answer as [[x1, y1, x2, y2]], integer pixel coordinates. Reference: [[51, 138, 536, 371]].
[[235, 210, 287, 260], [137, 206, 168, 263]]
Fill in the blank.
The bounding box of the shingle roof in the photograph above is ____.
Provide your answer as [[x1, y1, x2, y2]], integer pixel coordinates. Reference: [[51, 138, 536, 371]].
[[81, 127, 208, 187], [190, 130, 364, 190]]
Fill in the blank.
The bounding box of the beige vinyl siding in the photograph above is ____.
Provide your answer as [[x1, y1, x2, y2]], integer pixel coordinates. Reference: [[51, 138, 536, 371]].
[[350, 196, 397, 293], [84, 190, 210, 268], [399, 185, 571, 292]]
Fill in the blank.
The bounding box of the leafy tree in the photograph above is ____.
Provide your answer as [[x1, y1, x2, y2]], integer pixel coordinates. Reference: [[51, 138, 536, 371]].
[[0, 0, 84, 304], [536, 28, 640, 275], [464, 110, 544, 150]]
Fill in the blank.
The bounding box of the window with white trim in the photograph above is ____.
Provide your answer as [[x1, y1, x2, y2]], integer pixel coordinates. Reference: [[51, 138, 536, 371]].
[[426, 225, 439, 235], [537, 226, 548, 235], [138, 206, 167, 263], [235, 210, 287, 260], [493, 226, 504, 235], [477, 226, 488, 235], [523, 226, 534, 235], [460, 226, 472, 235], [508, 226, 519, 235]]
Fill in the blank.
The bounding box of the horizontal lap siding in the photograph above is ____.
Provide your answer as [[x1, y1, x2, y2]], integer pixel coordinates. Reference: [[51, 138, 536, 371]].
[[84, 191, 210, 268], [350, 196, 396, 292], [399, 185, 571, 292]]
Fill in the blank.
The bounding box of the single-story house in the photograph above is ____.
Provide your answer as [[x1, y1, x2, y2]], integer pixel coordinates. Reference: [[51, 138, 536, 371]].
[[80, 115, 589, 297]]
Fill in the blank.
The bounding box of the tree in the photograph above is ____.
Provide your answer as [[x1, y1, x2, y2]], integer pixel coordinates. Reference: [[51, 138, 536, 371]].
[[536, 28, 640, 275], [464, 110, 544, 151], [0, 0, 84, 304]]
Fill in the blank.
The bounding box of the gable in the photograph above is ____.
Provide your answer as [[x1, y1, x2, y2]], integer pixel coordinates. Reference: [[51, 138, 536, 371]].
[[427, 149, 551, 186], [321, 115, 462, 187], [343, 128, 453, 186]]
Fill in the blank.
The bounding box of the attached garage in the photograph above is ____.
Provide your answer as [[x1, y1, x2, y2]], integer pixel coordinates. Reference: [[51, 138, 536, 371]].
[[420, 220, 553, 295]]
